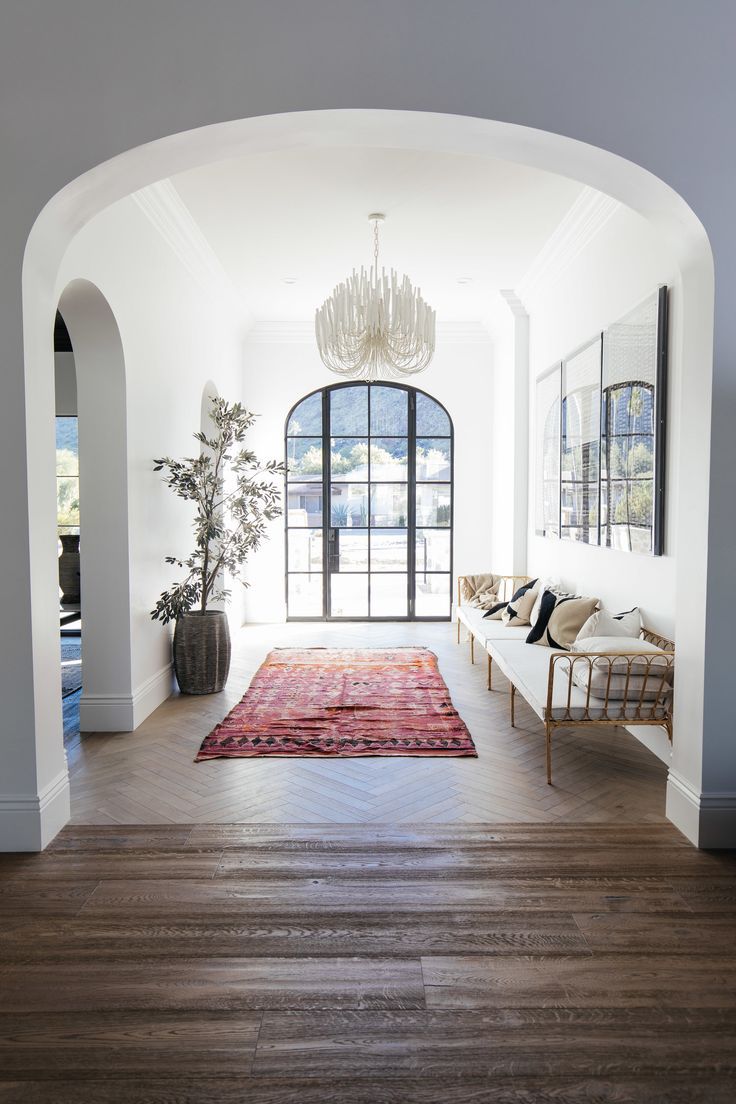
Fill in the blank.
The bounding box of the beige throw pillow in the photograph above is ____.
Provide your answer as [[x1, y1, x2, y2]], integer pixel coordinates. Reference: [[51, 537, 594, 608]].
[[501, 578, 539, 626], [526, 590, 600, 649]]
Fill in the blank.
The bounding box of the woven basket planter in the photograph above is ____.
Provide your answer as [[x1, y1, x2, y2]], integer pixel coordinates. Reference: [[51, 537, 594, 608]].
[[58, 533, 81, 604], [173, 610, 231, 695]]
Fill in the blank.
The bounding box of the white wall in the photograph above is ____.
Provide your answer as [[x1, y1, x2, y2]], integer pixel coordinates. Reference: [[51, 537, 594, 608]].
[[55, 198, 245, 726], [524, 206, 680, 764], [526, 205, 680, 641], [240, 325, 494, 621]]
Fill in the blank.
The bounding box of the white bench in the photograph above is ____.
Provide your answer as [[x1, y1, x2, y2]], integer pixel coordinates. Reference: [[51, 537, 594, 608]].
[[456, 574, 674, 784]]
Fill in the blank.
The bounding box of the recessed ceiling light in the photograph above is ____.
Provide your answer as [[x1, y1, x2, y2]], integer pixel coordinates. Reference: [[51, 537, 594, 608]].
[[457, 277, 473, 285], [283, 277, 297, 284]]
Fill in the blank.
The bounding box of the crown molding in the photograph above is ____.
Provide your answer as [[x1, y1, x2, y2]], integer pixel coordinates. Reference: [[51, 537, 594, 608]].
[[246, 318, 493, 345], [517, 185, 621, 305], [499, 289, 529, 319], [130, 180, 251, 327]]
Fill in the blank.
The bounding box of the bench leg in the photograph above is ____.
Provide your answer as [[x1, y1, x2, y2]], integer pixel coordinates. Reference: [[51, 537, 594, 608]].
[[457, 618, 461, 644], [487, 653, 492, 690], [470, 635, 475, 664], [546, 721, 553, 785], [510, 683, 515, 727]]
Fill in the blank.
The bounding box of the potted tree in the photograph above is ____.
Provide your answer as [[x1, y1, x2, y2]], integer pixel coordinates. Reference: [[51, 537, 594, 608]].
[[151, 397, 285, 694]]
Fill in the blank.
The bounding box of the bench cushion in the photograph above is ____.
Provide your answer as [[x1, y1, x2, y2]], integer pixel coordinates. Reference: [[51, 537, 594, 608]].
[[458, 606, 528, 646], [486, 638, 669, 723]]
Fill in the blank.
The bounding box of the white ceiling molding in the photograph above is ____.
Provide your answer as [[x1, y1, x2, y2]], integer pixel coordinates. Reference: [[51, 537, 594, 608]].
[[130, 180, 251, 328], [246, 319, 493, 345], [516, 185, 620, 305], [499, 289, 529, 319]]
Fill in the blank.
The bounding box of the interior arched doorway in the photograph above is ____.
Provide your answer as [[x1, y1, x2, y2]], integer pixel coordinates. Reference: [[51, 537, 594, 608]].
[[12, 109, 715, 850], [57, 280, 134, 732]]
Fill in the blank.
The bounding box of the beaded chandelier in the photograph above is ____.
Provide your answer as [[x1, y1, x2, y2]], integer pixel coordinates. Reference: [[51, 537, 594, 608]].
[[315, 214, 436, 380]]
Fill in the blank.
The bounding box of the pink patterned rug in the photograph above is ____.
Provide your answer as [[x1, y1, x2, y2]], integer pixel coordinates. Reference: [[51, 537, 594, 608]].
[[195, 647, 477, 760]]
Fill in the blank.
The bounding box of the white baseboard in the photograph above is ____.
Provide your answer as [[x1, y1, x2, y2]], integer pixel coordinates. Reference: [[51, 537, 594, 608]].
[[79, 663, 174, 733], [0, 768, 70, 851], [666, 770, 736, 848]]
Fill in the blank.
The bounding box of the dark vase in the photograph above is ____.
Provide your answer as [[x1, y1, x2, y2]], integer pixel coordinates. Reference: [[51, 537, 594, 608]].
[[58, 533, 81, 604], [173, 610, 231, 695]]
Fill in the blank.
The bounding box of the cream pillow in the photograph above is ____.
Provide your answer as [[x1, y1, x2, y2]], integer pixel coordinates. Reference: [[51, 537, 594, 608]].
[[576, 607, 641, 641], [501, 578, 539, 626], [570, 635, 673, 671], [569, 635, 674, 699]]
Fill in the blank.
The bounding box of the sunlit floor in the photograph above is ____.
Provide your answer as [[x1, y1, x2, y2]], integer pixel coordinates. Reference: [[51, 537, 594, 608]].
[[64, 620, 669, 826]]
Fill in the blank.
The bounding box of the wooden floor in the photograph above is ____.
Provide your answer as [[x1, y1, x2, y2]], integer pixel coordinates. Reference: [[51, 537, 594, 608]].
[[1, 822, 736, 1101], [66, 621, 669, 825]]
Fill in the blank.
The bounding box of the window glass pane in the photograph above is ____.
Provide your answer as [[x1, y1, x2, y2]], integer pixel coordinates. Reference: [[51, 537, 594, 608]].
[[370, 484, 408, 527], [57, 476, 80, 530], [415, 529, 451, 573], [287, 392, 322, 436], [330, 483, 369, 528], [416, 438, 451, 481], [288, 574, 323, 617], [330, 386, 368, 436], [371, 529, 407, 571], [415, 574, 451, 617], [601, 479, 654, 554], [561, 483, 600, 546], [604, 431, 654, 481], [416, 392, 450, 435], [56, 417, 79, 475], [287, 438, 322, 481], [370, 574, 408, 617], [562, 339, 601, 545], [287, 483, 323, 527], [330, 529, 368, 572], [331, 573, 368, 617], [57, 416, 80, 533], [287, 529, 322, 572], [331, 438, 369, 479], [370, 386, 408, 435], [416, 484, 451, 527], [371, 438, 408, 481]]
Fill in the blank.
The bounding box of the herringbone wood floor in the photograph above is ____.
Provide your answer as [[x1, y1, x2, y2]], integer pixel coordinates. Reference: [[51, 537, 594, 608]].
[[66, 622, 668, 825]]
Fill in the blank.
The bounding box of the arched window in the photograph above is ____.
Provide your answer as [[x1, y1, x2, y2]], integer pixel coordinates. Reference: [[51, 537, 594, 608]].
[[285, 383, 453, 620]]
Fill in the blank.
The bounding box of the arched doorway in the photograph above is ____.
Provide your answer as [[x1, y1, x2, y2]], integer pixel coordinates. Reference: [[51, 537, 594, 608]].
[[57, 279, 134, 733], [285, 382, 454, 620], [9, 108, 716, 849]]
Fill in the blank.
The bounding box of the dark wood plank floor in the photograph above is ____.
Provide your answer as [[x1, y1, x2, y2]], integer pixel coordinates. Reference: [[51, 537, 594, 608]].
[[1, 824, 736, 1103]]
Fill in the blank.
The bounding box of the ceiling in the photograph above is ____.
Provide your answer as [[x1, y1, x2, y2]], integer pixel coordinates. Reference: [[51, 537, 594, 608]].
[[168, 146, 584, 325]]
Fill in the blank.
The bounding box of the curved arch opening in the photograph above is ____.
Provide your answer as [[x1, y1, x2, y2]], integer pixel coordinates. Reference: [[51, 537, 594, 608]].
[[57, 279, 134, 732], [13, 108, 717, 847]]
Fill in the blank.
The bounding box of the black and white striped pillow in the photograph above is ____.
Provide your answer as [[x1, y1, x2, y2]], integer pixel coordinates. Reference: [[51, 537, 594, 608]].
[[526, 590, 600, 649]]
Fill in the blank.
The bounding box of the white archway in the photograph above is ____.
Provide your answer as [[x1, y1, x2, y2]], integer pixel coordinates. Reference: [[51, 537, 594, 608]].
[[11, 109, 715, 849], [58, 279, 134, 732]]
